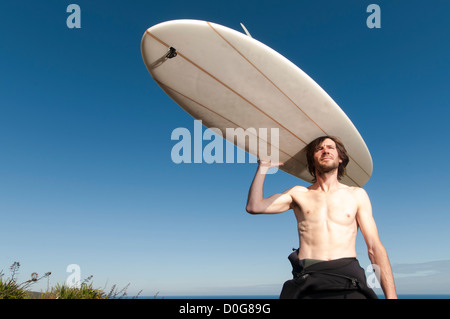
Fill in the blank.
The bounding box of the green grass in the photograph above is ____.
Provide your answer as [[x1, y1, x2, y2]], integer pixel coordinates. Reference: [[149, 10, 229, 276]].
[[0, 277, 29, 299], [0, 262, 143, 299], [40, 282, 107, 299]]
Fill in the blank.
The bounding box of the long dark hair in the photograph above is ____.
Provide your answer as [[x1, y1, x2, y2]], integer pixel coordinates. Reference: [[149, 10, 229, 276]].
[[306, 136, 349, 181]]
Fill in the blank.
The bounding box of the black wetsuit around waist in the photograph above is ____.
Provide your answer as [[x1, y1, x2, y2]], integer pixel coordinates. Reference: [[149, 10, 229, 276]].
[[280, 250, 378, 299]]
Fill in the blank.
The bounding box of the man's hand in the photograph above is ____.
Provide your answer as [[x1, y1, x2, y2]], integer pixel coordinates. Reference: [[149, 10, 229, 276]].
[[258, 159, 284, 174]]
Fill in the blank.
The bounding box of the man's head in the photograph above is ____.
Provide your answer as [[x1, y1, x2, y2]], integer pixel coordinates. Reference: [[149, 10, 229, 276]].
[[306, 136, 349, 181]]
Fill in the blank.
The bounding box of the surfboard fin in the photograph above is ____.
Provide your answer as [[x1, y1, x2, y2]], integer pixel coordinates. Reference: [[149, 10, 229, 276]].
[[240, 23, 252, 38]]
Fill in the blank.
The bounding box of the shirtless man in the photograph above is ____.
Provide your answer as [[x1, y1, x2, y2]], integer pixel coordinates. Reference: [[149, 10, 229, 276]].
[[246, 136, 397, 299]]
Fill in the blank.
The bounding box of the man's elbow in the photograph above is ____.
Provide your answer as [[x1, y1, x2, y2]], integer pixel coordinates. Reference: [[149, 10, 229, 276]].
[[246, 204, 260, 215], [246, 206, 256, 214]]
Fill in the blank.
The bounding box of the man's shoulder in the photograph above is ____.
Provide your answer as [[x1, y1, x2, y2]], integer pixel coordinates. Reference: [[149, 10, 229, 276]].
[[284, 185, 308, 195], [346, 186, 371, 203], [350, 186, 368, 194], [344, 185, 364, 193], [292, 185, 309, 192]]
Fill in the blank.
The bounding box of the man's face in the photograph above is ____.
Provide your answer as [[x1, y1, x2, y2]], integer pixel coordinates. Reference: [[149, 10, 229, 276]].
[[313, 138, 342, 174]]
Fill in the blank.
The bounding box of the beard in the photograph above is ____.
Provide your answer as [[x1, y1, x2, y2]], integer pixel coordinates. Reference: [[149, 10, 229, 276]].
[[316, 160, 339, 176]]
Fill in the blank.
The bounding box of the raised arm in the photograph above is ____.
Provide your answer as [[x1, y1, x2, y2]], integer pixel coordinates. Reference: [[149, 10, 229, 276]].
[[355, 188, 397, 299], [246, 161, 294, 214]]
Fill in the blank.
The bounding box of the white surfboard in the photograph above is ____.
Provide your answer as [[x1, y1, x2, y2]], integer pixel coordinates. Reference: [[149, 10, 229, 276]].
[[141, 19, 372, 187]]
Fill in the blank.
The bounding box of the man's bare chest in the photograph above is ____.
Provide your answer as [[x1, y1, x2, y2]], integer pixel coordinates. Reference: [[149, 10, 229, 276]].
[[292, 190, 358, 225]]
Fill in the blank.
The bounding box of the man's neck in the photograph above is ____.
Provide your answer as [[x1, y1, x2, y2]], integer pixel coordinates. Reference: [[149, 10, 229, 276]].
[[310, 171, 341, 192]]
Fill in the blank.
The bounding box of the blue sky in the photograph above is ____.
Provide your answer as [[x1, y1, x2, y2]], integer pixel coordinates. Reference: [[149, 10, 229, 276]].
[[1, 0, 449, 297]]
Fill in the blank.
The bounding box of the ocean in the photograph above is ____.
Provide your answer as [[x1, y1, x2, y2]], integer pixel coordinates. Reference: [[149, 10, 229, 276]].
[[141, 294, 450, 299]]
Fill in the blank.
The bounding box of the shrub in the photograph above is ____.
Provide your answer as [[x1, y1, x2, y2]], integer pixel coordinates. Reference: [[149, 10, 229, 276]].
[[1, 262, 143, 299], [0, 277, 28, 299]]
